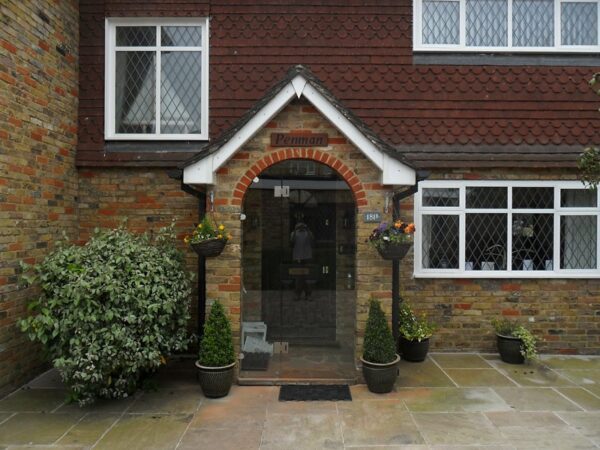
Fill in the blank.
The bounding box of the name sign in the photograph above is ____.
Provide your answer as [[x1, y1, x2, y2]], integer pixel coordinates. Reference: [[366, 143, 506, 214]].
[[271, 133, 328, 147], [363, 212, 381, 223]]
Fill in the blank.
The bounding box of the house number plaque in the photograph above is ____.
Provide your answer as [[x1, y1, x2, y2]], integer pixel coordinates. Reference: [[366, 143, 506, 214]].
[[363, 212, 381, 223]]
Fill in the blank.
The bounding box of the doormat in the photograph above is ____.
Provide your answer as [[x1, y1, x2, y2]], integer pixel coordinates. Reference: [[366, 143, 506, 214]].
[[278, 384, 352, 401]]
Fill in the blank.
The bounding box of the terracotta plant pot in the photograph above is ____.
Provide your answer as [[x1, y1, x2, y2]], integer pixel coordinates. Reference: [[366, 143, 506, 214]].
[[496, 334, 525, 364], [376, 242, 412, 260], [191, 239, 226, 257], [398, 336, 430, 362], [360, 354, 400, 393], [195, 361, 236, 398]]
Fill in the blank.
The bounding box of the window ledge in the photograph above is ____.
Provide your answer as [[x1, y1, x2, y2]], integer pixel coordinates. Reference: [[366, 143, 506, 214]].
[[413, 52, 600, 66], [414, 270, 600, 279]]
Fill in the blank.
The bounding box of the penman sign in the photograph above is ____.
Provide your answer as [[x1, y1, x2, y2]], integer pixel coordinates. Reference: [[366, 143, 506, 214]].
[[271, 133, 328, 147]]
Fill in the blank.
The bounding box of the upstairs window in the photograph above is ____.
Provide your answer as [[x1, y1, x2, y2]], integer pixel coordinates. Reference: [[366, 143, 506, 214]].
[[414, 0, 600, 52], [105, 19, 209, 140], [415, 181, 600, 278]]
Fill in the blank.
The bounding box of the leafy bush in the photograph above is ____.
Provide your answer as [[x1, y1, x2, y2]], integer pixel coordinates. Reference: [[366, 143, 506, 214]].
[[198, 300, 235, 367], [19, 225, 192, 405], [398, 301, 436, 342], [363, 298, 397, 364], [492, 318, 538, 360]]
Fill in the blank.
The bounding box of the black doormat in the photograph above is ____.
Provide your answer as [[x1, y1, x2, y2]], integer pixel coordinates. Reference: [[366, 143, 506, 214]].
[[279, 384, 352, 401]]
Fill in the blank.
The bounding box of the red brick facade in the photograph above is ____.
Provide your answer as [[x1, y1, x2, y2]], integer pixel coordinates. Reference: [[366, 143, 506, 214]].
[[0, 0, 79, 395]]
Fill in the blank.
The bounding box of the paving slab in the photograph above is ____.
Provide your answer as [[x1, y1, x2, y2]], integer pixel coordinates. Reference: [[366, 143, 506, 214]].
[[128, 388, 202, 414], [0, 413, 83, 446], [56, 412, 120, 446], [555, 387, 600, 411], [338, 400, 424, 446], [0, 414, 11, 426], [493, 387, 583, 411], [412, 412, 504, 446], [444, 369, 516, 387], [555, 369, 600, 387], [488, 360, 575, 387], [398, 387, 511, 412], [430, 353, 492, 369], [0, 389, 67, 413], [24, 369, 65, 389], [541, 355, 600, 370], [485, 411, 568, 428], [56, 395, 136, 414], [177, 427, 263, 450], [557, 411, 600, 445], [261, 412, 343, 450], [93, 413, 191, 450], [396, 359, 455, 388], [497, 425, 597, 449]]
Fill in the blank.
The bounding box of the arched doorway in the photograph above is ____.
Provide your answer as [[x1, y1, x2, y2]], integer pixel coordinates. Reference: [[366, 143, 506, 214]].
[[240, 159, 357, 382]]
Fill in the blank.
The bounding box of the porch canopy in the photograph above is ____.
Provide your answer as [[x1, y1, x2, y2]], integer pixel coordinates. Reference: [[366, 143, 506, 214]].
[[181, 65, 416, 186]]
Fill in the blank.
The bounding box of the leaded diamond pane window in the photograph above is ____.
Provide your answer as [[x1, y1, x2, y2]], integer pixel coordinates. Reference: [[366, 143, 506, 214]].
[[423, 188, 460, 207], [466, 213, 508, 270], [513, 0, 554, 46], [466, 187, 507, 209], [107, 20, 208, 139], [466, 0, 508, 47], [423, 0, 460, 44], [422, 215, 460, 268], [561, 189, 598, 207], [512, 214, 554, 270], [561, 216, 597, 269], [513, 187, 554, 209], [561, 2, 599, 45]]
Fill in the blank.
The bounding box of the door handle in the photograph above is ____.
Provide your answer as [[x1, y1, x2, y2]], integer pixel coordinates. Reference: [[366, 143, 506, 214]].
[[322, 266, 329, 274]]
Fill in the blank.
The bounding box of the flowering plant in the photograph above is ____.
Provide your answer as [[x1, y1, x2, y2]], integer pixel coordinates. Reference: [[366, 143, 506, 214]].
[[184, 216, 231, 245], [367, 220, 415, 250]]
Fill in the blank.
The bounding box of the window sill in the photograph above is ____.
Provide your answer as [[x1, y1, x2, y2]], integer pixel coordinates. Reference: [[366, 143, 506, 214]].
[[412, 52, 600, 66], [413, 270, 600, 279]]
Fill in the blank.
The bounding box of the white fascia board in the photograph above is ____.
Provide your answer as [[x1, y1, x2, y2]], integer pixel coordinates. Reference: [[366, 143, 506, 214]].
[[183, 82, 297, 184], [302, 84, 415, 186]]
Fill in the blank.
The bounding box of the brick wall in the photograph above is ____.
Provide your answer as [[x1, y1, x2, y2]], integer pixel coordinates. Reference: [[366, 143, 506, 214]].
[[0, 1, 79, 395], [399, 169, 600, 355]]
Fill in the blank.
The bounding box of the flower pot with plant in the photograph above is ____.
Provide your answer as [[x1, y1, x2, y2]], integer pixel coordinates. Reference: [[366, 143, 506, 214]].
[[492, 318, 537, 364], [196, 301, 236, 398], [398, 302, 436, 362], [360, 298, 400, 393], [367, 220, 415, 260], [185, 216, 231, 257]]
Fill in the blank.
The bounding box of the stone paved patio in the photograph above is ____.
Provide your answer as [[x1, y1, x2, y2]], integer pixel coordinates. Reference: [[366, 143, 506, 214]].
[[0, 353, 599, 449]]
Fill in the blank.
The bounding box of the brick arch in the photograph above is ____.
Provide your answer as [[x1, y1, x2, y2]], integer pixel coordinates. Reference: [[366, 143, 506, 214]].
[[230, 149, 368, 207]]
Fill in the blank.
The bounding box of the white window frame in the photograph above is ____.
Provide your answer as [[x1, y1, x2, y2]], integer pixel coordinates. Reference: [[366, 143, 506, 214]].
[[105, 18, 209, 140], [414, 180, 600, 278], [413, 0, 600, 53]]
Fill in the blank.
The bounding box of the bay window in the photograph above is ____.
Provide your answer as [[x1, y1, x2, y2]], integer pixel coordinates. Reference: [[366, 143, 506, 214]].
[[414, 181, 600, 277], [414, 0, 600, 52], [105, 18, 209, 140]]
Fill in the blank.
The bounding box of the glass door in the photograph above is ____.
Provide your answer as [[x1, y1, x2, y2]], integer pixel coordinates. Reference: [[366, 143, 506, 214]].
[[240, 160, 356, 381]]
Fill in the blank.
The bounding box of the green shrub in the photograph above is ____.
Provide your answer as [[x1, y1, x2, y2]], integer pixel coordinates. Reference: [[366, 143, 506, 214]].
[[198, 300, 235, 367], [398, 301, 436, 342], [19, 225, 192, 405], [492, 318, 538, 361], [362, 298, 397, 364]]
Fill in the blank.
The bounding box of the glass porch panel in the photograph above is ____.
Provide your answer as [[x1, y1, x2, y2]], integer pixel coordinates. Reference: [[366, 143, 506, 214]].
[[561, 2, 598, 45], [422, 0, 460, 44], [466, 213, 508, 270], [422, 188, 460, 207], [466, 187, 507, 209], [561, 189, 598, 207], [421, 215, 460, 269], [466, 0, 508, 47], [512, 213, 554, 270], [513, 0, 554, 47], [560, 215, 597, 269], [512, 187, 554, 209]]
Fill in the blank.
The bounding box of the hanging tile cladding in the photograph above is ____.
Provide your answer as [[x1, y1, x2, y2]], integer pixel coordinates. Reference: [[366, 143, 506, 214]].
[[77, 0, 600, 167]]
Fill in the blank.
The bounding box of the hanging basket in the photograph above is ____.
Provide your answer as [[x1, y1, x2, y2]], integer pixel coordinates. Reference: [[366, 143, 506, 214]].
[[191, 239, 227, 257], [376, 242, 412, 261]]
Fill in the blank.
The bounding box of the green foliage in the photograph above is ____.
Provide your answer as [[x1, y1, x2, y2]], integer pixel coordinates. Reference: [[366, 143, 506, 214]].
[[19, 225, 192, 405], [198, 300, 235, 367], [363, 298, 397, 364], [492, 318, 538, 361], [398, 301, 436, 342], [186, 216, 230, 245], [579, 73, 600, 189]]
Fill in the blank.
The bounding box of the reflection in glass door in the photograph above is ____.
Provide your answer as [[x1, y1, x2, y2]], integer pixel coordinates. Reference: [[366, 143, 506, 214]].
[[240, 160, 356, 381]]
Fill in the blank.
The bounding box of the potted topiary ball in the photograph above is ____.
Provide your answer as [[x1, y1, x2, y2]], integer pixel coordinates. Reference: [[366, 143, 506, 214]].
[[492, 318, 538, 364], [398, 301, 436, 362], [196, 300, 236, 398], [360, 298, 400, 393]]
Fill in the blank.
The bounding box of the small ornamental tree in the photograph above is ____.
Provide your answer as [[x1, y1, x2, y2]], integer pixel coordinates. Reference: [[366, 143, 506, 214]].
[[19, 225, 192, 405], [363, 298, 397, 364], [198, 300, 235, 367]]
